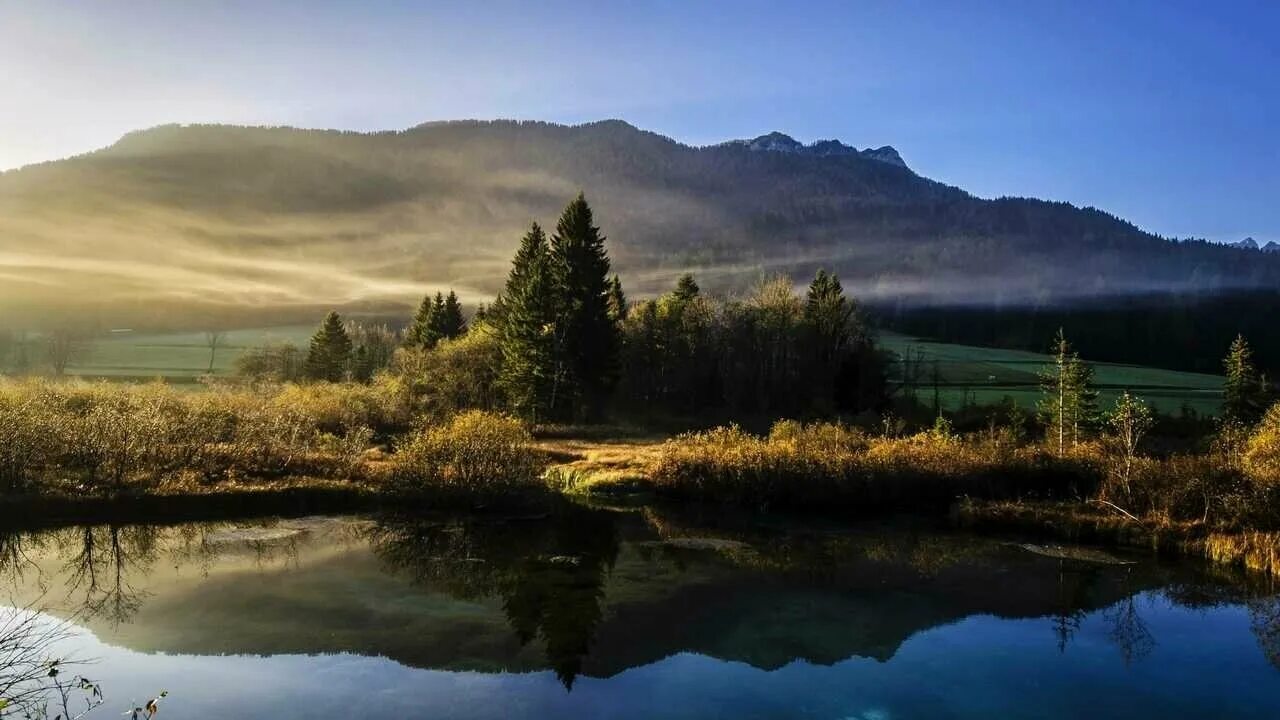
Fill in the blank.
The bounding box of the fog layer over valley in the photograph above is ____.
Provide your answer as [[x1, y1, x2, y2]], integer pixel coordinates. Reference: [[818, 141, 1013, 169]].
[[2, 119, 1277, 328]]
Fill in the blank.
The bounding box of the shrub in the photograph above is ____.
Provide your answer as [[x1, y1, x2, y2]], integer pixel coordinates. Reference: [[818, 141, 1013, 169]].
[[650, 420, 1094, 511], [1244, 403, 1280, 488], [392, 411, 541, 495], [0, 378, 378, 492], [391, 325, 504, 419]]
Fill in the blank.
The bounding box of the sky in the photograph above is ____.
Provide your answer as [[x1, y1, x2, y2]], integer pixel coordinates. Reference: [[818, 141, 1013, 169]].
[[1, 0, 1277, 243]]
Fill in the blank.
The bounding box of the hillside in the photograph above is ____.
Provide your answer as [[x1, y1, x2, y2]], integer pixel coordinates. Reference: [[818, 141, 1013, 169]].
[[2, 119, 1278, 328]]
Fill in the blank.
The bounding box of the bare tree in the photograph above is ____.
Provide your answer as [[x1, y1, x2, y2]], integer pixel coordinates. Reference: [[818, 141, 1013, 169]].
[[0, 605, 104, 719], [204, 330, 227, 374], [45, 329, 87, 377]]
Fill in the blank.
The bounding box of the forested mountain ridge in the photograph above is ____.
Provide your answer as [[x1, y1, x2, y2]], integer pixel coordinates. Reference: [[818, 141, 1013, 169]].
[[1, 118, 1277, 327]]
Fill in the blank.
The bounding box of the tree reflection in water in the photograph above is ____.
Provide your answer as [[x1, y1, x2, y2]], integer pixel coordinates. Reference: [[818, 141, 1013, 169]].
[[367, 505, 620, 689], [57, 525, 161, 627]]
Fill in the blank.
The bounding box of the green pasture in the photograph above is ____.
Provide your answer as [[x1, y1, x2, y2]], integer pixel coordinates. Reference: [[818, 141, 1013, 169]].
[[60, 325, 1224, 416], [878, 331, 1223, 416], [66, 325, 315, 383]]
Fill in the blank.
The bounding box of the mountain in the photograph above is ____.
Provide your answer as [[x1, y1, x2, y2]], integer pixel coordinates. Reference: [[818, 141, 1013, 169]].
[[1, 118, 1278, 328], [1230, 237, 1260, 250], [724, 132, 909, 168], [1264, 241, 1280, 253]]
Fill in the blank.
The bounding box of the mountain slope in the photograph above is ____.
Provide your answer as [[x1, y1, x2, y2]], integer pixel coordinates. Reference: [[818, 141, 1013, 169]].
[[1, 119, 1277, 326]]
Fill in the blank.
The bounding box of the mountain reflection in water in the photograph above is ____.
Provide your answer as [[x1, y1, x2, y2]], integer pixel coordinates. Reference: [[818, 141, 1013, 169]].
[[2, 502, 1279, 719]]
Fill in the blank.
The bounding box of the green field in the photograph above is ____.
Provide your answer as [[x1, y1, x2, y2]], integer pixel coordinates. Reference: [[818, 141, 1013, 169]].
[[63, 325, 1224, 415], [67, 325, 315, 383], [879, 331, 1223, 416]]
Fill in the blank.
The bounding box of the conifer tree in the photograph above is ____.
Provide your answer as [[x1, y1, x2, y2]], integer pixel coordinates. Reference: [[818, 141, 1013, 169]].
[[497, 224, 562, 422], [406, 294, 438, 349], [1224, 334, 1263, 424], [804, 269, 857, 359], [1038, 329, 1096, 453], [672, 274, 700, 304], [606, 275, 627, 324], [549, 193, 619, 418], [305, 311, 353, 382], [351, 344, 374, 383], [438, 290, 467, 340]]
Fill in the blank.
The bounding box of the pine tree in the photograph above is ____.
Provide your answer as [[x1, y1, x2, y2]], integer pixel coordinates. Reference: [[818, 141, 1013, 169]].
[[1224, 334, 1262, 424], [351, 344, 374, 383], [438, 290, 467, 340], [672, 274, 700, 304], [606, 275, 627, 324], [305, 311, 353, 382], [406, 294, 438, 349], [804, 269, 856, 358], [549, 193, 619, 418], [497, 224, 562, 422], [1066, 354, 1099, 445], [1038, 329, 1095, 453]]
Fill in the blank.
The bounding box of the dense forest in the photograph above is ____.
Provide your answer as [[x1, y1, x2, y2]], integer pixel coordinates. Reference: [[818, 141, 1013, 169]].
[[879, 290, 1280, 376], [3, 119, 1279, 345]]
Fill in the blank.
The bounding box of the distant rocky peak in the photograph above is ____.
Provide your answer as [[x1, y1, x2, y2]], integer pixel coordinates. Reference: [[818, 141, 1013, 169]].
[[861, 145, 907, 168], [1230, 237, 1260, 250], [727, 132, 909, 169], [1262, 240, 1280, 253], [743, 132, 805, 152]]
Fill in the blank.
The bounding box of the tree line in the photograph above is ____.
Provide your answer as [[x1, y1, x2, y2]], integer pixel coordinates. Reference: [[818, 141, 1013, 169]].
[[259, 193, 887, 424]]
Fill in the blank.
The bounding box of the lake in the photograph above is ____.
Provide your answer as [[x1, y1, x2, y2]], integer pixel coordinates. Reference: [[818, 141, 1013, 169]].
[[2, 503, 1278, 719]]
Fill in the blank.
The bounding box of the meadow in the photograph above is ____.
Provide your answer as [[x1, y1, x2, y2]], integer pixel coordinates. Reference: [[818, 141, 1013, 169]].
[[879, 331, 1224, 416], [62, 325, 1225, 418], [65, 325, 315, 382]]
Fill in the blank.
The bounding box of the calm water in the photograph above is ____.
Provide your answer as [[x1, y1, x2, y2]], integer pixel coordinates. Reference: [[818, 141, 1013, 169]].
[[2, 503, 1278, 719]]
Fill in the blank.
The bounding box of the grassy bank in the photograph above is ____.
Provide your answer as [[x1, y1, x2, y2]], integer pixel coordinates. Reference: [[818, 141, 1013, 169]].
[[955, 500, 1280, 577], [649, 420, 1098, 512], [0, 379, 555, 519]]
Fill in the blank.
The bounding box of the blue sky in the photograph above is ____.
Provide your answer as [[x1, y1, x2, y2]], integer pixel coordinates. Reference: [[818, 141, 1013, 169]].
[[1, 0, 1277, 242]]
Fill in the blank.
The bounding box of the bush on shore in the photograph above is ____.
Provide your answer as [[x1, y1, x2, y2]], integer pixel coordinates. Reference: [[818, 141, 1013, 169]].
[[392, 410, 542, 497], [0, 378, 377, 495]]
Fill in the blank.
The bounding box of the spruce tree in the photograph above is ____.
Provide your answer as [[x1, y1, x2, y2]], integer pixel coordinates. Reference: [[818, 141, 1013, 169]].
[[549, 193, 619, 418], [1038, 329, 1095, 453], [406, 294, 438, 349], [1224, 334, 1262, 424], [606, 275, 627, 324], [305, 311, 353, 382], [672, 273, 700, 304], [497, 224, 562, 422], [438, 290, 467, 340]]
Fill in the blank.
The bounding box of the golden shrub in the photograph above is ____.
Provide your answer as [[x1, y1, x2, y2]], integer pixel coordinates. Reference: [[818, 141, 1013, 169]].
[[1244, 403, 1280, 488], [392, 410, 540, 494]]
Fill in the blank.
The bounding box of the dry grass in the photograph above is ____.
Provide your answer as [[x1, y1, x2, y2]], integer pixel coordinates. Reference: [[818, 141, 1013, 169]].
[[956, 498, 1280, 578], [392, 410, 544, 497], [650, 420, 1098, 511], [0, 378, 384, 495], [535, 436, 665, 494]]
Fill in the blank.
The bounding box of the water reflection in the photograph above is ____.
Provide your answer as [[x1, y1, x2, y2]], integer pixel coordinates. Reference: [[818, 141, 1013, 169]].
[[1, 504, 1279, 706], [368, 509, 620, 688]]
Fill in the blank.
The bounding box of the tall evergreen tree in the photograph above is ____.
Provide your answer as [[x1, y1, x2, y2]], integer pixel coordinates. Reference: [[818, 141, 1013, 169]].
[[305, 311, 353, 382], [406, 294, 438, 349], [1038, 329, 1096, 453], [497, 224, 562, 422], [606, 275, 627, 324], [672, 274, 700, 304], [1224, 334, 1263, 424], [438, 290, 467, 340], [549, 193, 619, 418]]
